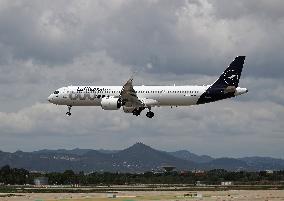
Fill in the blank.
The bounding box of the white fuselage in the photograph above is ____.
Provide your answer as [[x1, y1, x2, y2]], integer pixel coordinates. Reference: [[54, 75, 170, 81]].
[[47, 56, 248, 117], [48, 85, 247, 107], [48, 85, 210, 107]]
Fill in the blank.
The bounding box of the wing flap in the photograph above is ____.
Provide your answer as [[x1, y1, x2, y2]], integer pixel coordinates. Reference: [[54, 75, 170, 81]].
[[120, 78, 144, 107]]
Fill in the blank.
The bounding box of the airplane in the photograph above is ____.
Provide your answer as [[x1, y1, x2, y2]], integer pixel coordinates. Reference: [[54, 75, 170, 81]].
[[48, 56, 248, 118]]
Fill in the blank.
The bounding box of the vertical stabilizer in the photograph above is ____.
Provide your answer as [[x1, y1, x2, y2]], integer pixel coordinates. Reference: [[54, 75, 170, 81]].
[[212, 56, 245, 88], [197, 56, 246, 105]]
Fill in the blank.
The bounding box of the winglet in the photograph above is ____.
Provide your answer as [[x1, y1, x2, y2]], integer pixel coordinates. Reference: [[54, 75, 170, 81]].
[[130, 70, 138, 81]]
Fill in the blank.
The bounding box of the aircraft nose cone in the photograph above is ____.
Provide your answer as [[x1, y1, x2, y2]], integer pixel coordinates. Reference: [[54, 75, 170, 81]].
[[48, 95, 52, 102]]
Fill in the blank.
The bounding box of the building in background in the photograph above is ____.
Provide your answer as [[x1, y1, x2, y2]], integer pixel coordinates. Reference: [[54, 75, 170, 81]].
[[221, 181, 233, 186], [34, 177, 48, 186], [161, 166, 176, 172]]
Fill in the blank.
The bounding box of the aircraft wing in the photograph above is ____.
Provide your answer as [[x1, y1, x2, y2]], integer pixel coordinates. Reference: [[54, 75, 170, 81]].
[[120, 78, 144, 107]]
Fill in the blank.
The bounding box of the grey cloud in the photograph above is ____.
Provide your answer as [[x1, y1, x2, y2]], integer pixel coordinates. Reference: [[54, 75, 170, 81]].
[[0, 100, 283, 158], [0, 0, 283, 78], [0, 0, 283, 158], [0, 1, 88, 64], [97, 0, 284, 78], [240, 77, 284, 106], [0, 51, 131, 112], [211, 0, 284, 20]]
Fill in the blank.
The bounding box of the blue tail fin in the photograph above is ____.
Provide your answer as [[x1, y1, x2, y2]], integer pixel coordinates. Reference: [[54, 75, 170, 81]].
[[197, 56, 246, 105], [212, 56, 245, 88]]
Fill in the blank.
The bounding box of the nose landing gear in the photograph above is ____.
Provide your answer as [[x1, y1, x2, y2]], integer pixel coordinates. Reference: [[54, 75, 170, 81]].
[[66, 105, 72, 116]]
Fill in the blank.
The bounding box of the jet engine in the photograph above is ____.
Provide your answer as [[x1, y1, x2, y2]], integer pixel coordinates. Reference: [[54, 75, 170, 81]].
[[101, 97, 122, 110]]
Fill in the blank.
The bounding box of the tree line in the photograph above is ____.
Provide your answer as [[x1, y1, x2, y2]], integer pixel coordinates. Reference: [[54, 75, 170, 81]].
[[1, 165, 284, 185]]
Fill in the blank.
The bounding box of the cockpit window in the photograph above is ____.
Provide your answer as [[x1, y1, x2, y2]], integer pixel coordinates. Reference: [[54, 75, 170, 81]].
[[54, 91, 59, 94]]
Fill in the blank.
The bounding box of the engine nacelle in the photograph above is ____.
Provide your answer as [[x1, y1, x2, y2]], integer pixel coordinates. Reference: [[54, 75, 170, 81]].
[[101, 97, 121, 110]]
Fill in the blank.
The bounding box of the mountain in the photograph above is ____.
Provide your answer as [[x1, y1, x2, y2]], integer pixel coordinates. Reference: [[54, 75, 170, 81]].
[[169, 150, 214, 163], [203, 158, 250, 171], [34, 148, 93, 156], [0, 143, 198, 172], [0, 150, 86, 172], [97, 149, 119, 154], [239, 157, 284, 171], [0, 144, 284, 172], [77, 143, 197, 172], [111, 143, 197, 171]]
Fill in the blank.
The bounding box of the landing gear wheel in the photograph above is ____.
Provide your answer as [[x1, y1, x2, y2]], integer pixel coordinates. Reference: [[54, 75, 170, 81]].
[[146, 111, 154, 118], [66, 105, 72, 116], [132, 107, 144, 116], [132, 110, 139, 116]]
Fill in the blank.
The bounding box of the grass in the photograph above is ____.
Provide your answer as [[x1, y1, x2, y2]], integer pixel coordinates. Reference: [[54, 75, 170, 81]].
[[45, 196, 168, 201], [0, 185, 284, 194]]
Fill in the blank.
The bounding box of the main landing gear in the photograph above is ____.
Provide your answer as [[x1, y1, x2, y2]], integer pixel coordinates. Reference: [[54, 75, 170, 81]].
[[132, 107, 154, 118], [146, 111, 154, 118], [66, 105, 72, 116], [146, 108, 154, 118], [132, 107, 144, 116]]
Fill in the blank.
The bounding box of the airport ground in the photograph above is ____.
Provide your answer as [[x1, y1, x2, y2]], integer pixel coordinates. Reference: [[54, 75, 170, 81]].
[[1, 186, 284, 201], [1, 190, 284, 201]]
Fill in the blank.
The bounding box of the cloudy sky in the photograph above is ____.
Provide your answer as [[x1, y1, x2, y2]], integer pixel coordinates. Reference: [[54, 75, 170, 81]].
[[0, 0, 283, 158]]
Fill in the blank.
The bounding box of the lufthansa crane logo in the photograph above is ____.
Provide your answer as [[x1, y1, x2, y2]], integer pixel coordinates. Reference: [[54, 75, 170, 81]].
[[223, 69, 239, 85]]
